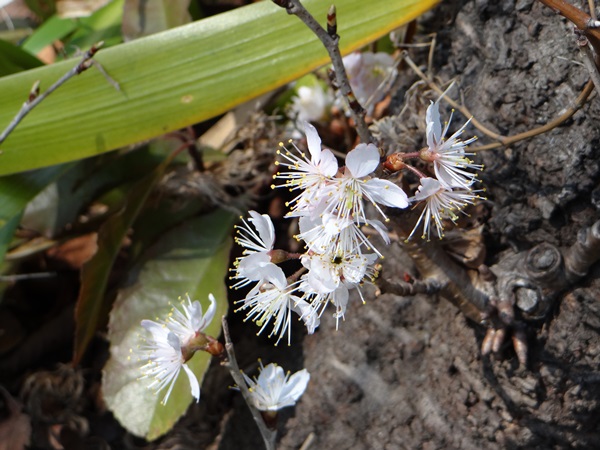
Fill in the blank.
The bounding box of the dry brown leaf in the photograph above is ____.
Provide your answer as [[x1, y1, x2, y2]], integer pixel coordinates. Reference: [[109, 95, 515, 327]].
[[46, 233, 98, 269]]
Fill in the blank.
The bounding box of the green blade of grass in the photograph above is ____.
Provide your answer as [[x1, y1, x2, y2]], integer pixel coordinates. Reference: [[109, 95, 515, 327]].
[[0, 0, 438, 176]]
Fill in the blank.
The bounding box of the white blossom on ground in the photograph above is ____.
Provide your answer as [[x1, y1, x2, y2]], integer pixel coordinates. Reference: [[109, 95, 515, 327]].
[[288, 83, 332, 123], [243, 362, 310, 412], [138, 294, 216, 405], [420, 99, 481, 189], [343, 51, 396, 114], [407, 177, 480, 240]]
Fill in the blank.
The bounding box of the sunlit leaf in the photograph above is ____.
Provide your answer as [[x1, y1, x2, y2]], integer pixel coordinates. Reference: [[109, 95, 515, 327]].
[[102, 209, 234, 439], [0, 0, 439, 175], [21, 15, 78, 55]]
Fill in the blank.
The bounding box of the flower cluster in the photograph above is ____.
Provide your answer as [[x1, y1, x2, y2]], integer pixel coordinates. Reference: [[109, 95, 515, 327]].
[[408, 97, 483, 240], [232, 122, 409, 343], [137, 294, 216, 405]]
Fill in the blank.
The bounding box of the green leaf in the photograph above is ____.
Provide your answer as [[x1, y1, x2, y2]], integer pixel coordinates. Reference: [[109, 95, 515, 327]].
[[0, 40, 44, 76], [0, 0, 439, 176], [66, 0, 125, 54], [22, 1, 124, 58], [72, 154, 168, 365], [0, 165, 71, 261], [21, 15, 78, 56], [102, 209, 234, 439], [21, 147, 167, 237]]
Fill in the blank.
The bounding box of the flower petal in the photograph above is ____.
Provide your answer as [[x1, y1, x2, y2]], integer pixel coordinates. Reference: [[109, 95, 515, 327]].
[[280, 369, 310, 404], [345, 143, 380, 178], [248, 211, 275, 250], [364, 178, 409, 208], [303, 121, 322, 164], [182, 363, 201, 402], [426, 101, 442, 147]]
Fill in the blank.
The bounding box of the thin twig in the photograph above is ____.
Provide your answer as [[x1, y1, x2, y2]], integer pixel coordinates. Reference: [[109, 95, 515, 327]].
[[378, 277, 444, 297], [402, 52, 594, 151], [221, 317, 277, 450], [0, 272, 56, 282], [589, 0, 597, 20], [537, 0, 600, 54], [0, 42, 104, 145], [272, 0, 372, 143]]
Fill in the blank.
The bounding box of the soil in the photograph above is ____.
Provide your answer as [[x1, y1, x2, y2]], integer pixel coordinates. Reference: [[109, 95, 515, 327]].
[[217, 1, 600, 448], [271, 1, 600, 449], [2, 1, 600, 449]]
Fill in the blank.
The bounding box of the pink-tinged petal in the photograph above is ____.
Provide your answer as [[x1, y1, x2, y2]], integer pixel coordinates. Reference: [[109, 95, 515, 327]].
[[364, 178, 409, 208], [303, 122, 322, 164], [345, 143, 380, 178], [319, 149, 339, 177], [426, 101, 442, 148], [248, 211, 275, 249], [182, 363, 201, 402], [343, 52, 362, 78]]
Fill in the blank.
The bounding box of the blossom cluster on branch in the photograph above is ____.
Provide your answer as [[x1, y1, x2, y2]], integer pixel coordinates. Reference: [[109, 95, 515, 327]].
[[233, 90, 482, 343]]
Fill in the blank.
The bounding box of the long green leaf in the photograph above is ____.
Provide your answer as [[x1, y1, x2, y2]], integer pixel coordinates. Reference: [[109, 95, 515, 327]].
[[0, 0, 438, 176], [73, 154, 167, 365], [102, 210, 234, 439]]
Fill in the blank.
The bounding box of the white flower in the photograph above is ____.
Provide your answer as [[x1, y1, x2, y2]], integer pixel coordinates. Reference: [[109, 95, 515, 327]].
[[408, 177, 480, 240], [139, 294, 216, 405], [243, 362, 310, 412], [293, 298, 320, 334], [301, 251, 377, 295], [232, 211, 281, 290], [296, 213, 389, 258], [289, 84, 332, 123], [274, 122, 338, 217], [421, 99, 481, 189], [343, 51, 396, 114], [324, 143, 409, 223], [236, 266, 303, 346]]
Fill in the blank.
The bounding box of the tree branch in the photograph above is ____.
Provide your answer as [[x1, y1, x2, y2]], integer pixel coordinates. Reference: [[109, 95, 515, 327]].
[[272, 0, 372, 143], [0, 42, 104, 145], [221, 317, 277, 450]]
